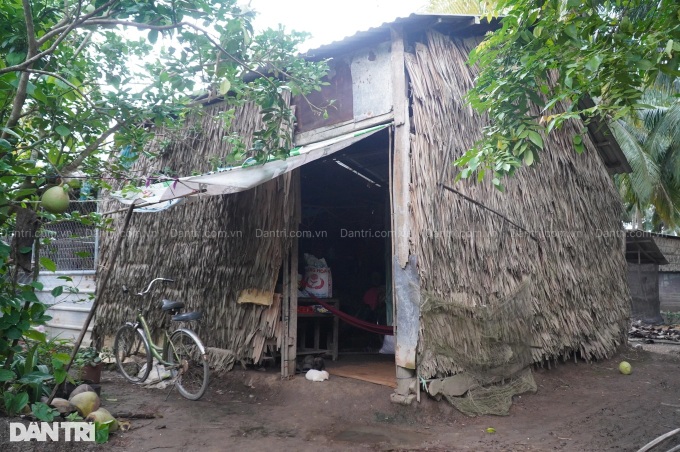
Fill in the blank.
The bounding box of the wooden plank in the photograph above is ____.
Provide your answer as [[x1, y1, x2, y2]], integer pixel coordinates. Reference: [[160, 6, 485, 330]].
[[327, 361, 397, 388], [288, 169, 301, 375], [390, 26, 411, 269], [293, 113, 393, 146], [389, 26, 419, 372], [281, 244, 291, 378]]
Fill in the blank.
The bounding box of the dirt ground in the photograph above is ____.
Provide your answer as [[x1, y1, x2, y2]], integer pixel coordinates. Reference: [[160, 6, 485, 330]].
[[3, 344, 680, 452]]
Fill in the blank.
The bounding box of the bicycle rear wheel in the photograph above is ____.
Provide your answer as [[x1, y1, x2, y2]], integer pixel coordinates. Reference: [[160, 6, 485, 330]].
[[167, 329, 209, 400], [114, 324, 151, 383]]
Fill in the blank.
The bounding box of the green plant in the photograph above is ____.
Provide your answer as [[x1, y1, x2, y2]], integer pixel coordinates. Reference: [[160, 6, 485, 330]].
[[0, 336, 72, 416], [456, 0, 679, 187], [65, 411, 83, 421], [99, 347, 114, 363], [3, 391, 29, 416], [0, 0, 328, 415], [95, 421, 112, 444], [31, 402, 58, 422], [74, 347, 102, 368], [661, 311, 680, 325]]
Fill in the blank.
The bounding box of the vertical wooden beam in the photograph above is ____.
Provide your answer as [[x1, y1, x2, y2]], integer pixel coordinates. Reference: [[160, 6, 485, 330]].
[[391, 26, 411, 269], [390, 26, 419, 402], [287, 170, 301, 376], [281, 245, 291, 378]]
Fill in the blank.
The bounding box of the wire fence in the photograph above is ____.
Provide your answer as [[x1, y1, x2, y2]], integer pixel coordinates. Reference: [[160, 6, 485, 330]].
[[41, 200, 99, 272]]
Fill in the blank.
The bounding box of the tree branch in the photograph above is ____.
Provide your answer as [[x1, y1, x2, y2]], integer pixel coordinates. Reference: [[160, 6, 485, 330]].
[[35, 0, 120, 47], [24, 68, 96, 109], [61, 121, 125, 174], [22, 0, 38, 57], [0, 0, 39, 141], [81, 19, 274, 83], [0, 2, 89, 76]]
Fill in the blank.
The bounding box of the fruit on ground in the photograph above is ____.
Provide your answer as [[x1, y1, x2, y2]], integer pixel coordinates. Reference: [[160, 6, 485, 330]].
[[70, 391, 100, 417], [69, 383, 95, 400], [619, 361, 632, 375], [86, 407, 119, 432]]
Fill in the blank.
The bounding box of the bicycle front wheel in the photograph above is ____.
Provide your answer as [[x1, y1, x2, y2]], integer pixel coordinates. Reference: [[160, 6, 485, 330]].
[[114, 324, 151, 383], [167, 329, 209, 400]]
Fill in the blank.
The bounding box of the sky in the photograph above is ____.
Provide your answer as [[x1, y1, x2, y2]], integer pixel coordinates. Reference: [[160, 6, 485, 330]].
[[246, 0, 428, 51]]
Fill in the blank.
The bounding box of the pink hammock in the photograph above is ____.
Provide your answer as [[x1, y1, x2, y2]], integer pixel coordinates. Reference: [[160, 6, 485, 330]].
[[305, 294, 394, 336]]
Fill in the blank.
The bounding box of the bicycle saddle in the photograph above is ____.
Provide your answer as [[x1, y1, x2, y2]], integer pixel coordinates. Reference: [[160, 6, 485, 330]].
[[172, 311, 202, 322], [161, 299, 185, 311]]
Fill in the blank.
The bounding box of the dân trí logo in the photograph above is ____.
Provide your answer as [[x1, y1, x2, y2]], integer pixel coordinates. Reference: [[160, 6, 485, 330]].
[[10, 422, 95, 442]]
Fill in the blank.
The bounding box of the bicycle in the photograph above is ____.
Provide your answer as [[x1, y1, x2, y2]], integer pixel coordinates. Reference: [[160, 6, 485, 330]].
[[113, 277, 209, 401]]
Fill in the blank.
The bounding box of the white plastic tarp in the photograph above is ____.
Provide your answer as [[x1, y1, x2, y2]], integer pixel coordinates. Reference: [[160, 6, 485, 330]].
[[112, 124, 389, 212]]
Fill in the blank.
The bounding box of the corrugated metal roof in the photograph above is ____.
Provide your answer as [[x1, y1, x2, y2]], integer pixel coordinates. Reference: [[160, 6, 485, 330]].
[[303, 13, 498, 60], [578, 97, 632, 175], [627, 231, 669, 264], [302, 14, 631, 175]]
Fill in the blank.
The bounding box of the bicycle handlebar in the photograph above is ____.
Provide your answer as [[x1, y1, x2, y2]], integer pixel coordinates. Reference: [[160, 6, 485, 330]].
[[123, 277, 174, 296]]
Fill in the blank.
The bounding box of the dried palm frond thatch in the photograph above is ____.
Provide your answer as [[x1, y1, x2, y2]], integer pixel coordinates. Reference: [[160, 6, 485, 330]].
[[406, 32, 630, 379], [94, 99, 296, 369]]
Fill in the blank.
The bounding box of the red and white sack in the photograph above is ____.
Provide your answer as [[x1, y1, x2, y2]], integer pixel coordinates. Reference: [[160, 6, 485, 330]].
[[304, 266, 333, 298]]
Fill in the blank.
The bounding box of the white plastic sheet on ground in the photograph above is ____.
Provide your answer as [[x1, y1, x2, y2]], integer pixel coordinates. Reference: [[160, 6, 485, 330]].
[[112, 124, 389, 212]]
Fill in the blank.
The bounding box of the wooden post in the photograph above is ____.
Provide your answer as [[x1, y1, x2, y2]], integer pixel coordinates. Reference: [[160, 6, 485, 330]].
[[282, 170, 300, 378], [390, 26, 411, 269], [289, 171, 300, 373], [389, 26, 419, 403], [47, 203, 136, 404], [281, 244, 291, 378]]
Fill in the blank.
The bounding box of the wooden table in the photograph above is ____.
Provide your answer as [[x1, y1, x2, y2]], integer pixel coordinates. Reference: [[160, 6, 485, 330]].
[[297, 297, 339, 361]]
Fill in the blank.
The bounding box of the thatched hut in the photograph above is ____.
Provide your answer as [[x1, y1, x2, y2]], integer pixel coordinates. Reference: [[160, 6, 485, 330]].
[[626, 231, 668, 324], [655, 233, 680, 312], [95, 14, 631, 414]]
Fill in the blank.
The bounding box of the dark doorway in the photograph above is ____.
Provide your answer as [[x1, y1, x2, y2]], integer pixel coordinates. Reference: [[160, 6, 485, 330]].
[[297, 129, 394, 359]]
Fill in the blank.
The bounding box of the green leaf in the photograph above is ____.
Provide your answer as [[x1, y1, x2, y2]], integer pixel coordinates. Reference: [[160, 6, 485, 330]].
[[636, 59, 654, 71], [148, 29, 159, 44], [574, 133, 585, 153], [51, 286, 64, 297], [66, 412, 83, 421], [564, 24, 578, 40], [18, 371, 53, 385], [6, 52, 26, 66], [55, 125, 70, 137], [29, 281, 44, 291], [39, 257, 57, 272], [32, 402, 58, 422], [0, 369, 15, 382], [219, 79, 231, 95], [53, 353, 71, 364], [0, 138, 11, 150], [523, 150, 534, 166], [585, 55, 602, 73], [527, 131, 544, 149], [4, 391, 29, 416], [95, 421, 111, 444], [23, 329, 46, 342], [6, 326, 23, 340]]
